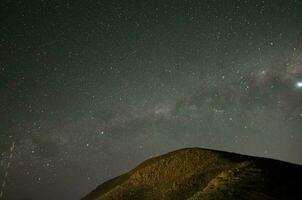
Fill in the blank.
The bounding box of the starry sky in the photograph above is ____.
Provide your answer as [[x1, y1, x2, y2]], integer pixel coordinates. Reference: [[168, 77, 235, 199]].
[[1, 0, 302, 199]]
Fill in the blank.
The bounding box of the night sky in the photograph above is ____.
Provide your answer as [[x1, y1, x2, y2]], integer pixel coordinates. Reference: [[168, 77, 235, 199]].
[[1, 0, 302, 199]]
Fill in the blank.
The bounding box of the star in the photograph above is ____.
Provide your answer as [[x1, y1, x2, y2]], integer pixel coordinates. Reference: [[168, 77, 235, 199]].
[[296, 81, 302, 88]]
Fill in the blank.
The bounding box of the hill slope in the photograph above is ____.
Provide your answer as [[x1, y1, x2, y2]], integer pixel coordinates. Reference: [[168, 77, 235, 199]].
[[82, 148, 302, 200]]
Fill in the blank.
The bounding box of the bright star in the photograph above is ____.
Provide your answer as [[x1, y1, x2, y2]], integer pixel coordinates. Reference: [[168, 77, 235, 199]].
[[296, 81, 302, 88]]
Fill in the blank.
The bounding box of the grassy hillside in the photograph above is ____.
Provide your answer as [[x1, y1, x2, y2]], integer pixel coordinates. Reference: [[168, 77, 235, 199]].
[[82, 148, 302, 200]]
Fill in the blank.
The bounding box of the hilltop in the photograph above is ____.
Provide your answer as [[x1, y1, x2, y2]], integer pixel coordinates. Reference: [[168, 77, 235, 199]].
[[82, 148, 302, 200]]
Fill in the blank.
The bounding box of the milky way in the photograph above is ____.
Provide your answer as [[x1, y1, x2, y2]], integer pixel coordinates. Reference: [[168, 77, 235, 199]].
[[1, 1, 302, 199]]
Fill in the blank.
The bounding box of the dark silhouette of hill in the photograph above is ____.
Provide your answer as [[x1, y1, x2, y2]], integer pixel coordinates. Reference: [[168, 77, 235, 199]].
[[82, 148, 302, 200]]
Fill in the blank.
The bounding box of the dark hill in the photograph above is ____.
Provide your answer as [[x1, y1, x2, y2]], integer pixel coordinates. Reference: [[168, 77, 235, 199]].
[[81, 148, 302, 200]]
